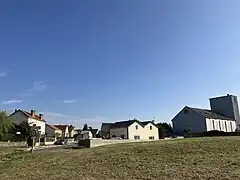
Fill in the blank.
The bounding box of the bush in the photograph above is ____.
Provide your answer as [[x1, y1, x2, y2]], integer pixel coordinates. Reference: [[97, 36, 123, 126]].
[[190, 130, 240, 138]]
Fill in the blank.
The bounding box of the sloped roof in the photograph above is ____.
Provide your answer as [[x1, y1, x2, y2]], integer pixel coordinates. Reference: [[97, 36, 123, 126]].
[[9, 109, 46, 122], [110, 120, 144, 129], [53, 125, 68, 131], [46, 124, 61, 131], [101, 123, 114, 131], [189, 107, 234, 121]]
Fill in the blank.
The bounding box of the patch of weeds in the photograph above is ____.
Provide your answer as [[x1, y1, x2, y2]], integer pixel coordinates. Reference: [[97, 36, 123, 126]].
[[2, 150, 28, 161]]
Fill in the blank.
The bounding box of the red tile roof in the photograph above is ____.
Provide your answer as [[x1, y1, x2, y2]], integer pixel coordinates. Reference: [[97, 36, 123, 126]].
[[9, 109, 46, 122], [21, 110, 46, 122]]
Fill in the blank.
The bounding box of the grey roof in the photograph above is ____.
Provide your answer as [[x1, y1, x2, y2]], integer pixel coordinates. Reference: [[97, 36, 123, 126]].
[[110, 120, 140, 129], [189, 107, 234, 121], [101, 123, 113, 131], [110, 120, 158, 129]]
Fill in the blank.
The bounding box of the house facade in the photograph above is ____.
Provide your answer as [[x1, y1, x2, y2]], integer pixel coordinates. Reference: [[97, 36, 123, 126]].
[[9, 109, 46, 137], [53, 125, 69, 138], [45, 124, 62, 137], [109, 120, 159, 140]]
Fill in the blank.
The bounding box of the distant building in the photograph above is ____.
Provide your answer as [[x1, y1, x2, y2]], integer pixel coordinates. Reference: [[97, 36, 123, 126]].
[[101, 120, 159, 140], [45, 124, 62, 137], [172, 94, 238, 135]]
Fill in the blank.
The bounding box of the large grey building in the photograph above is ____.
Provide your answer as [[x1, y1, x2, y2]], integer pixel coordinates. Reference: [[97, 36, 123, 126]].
[[172, 94, 238, 135], [210, 94, 240, 126]]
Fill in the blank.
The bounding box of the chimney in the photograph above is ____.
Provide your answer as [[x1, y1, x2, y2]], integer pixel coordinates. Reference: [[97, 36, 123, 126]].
[[31, 110, 35, 117], [39, 114, 43, 120]]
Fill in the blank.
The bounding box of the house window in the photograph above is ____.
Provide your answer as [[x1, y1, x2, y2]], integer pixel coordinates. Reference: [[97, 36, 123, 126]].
[[33, 124, 36, 126], [136, 125, 138, 130], [184, 110, 189, 115], [134, 135, 140, 140], [112, 135, 116, 138], [212, 120, 215, 130], [150, 126, 152, 130], [230, 122, 233, 132], [225, 121, 227, 132], [149, 136, 154, 140], [121, 135, 125, 139], [219, 121, 221, 131]]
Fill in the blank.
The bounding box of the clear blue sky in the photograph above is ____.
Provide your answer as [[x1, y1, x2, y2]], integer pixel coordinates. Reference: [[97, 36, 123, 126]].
[[1, 1, 240, 128]]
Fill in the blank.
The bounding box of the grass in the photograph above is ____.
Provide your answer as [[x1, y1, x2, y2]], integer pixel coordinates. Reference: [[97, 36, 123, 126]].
[[1, 137, 240, 180]]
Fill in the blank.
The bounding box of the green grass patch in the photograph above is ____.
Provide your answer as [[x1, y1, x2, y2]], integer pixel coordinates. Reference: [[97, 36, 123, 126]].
[[1, 137, 240, 180]]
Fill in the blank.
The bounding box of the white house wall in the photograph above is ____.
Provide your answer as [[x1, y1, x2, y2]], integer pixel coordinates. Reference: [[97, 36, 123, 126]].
[[205, 118, 236, 132], [128, 122, 144, 140], [28, 118, 45, 135], [141, 123, 159, 140]]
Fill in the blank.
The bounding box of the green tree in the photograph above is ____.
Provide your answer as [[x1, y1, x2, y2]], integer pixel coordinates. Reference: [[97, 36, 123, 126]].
[[0, 111, 12, 141], [156, 122, 173, 137], [83, 124, 88, 131]]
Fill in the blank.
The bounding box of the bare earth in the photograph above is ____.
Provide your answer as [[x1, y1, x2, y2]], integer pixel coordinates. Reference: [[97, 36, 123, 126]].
[[0, 137, 240, 180]]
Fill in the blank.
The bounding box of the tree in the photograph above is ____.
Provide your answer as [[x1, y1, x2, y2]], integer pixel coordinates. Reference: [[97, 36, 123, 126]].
[[13, 121, 31, 141], [156, 122, 173, 137], [83, 124, 88, 131], [0, 111, 12, 141]]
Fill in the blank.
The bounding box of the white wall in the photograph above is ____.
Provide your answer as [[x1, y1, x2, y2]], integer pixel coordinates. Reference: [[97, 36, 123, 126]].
[[110, 127, 128, 139], [142, 123, 159, 140], [28, 118, 46, 135], [128, 122, 144, 140], [205, 118, 236, 132]]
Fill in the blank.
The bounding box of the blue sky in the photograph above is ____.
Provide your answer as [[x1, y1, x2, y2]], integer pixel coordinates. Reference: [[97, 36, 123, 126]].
[[1, 1, 240, 128]]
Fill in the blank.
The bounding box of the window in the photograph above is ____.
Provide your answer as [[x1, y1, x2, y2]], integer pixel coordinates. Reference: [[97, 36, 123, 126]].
[[225, 121, 227, 132], [230, 122, 233, 132], [150, 126, 152, 130], [134, 135, 140, 140], [184, 110, 189, 115], [149, 136, 154, 140], [33, 124, 36, 127], [121, 135, 125, 139], [212, 120, 215, 130], [112, 135, 116, 138], [219, 121, 221, 131], [135, 125, 138, 130]]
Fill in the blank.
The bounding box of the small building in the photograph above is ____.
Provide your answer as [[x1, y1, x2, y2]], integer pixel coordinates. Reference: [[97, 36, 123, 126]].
[[9, 109, 46, 142], [99, 123, 113, 139], [45, 124, 63, 138], [108, 120, 159, 140], [53, 125, 69, 138], [172, 94, 238, 135]]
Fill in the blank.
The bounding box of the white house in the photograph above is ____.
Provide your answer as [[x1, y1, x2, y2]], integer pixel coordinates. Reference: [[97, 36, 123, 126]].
[[172, 106, 237, 135], [9, 109, 46, 142], [52, 125, 69, 138], [109, 120, 159, 140]]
